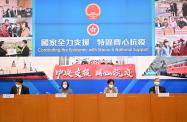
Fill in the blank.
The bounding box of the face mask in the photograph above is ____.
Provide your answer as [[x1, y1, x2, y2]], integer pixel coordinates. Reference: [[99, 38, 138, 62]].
[[154, 82, 160, 86], [63, 85, 68, 89], [12, 24, 15, 28], [165, 43, 169, 46], [109, 85, 113, 88], [16, 84, 21, 88]]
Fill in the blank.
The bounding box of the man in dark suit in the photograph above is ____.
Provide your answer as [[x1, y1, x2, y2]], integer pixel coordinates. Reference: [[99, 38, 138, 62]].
[[177, 17, 187, 29], [18, 40, 30, 56], [149, 78, 166, 94], [10, 79, 30, 95], [10, 7, 15, 17], [0, 41, 7, 56], [182, 2, 187, 17]]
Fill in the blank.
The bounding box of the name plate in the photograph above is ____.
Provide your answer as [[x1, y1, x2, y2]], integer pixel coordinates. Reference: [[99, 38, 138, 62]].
[[106, 93, 118, 98], [158, 93, 170, 97], [2, 94, 14, 99], [55, 93, 67, 98]]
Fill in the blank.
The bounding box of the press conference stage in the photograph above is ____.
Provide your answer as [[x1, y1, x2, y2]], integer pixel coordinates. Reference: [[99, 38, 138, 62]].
[[0, 94, 187, 122]]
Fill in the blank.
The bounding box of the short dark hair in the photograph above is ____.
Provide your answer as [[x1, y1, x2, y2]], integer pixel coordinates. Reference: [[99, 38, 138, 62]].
[[16, 79, 23, 84], [5, 19, 9, 23], [107, 79, 115, 84], [22, 21, 29, 28], [23, 40, 27, 44], [154, 78, 160, 81], [61, 80, 69, 89], [0, 41, 4, 46]]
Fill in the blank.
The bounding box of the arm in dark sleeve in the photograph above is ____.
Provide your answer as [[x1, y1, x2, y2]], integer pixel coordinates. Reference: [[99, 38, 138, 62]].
[[4, 49, 7, 55], [25, 47, 30, 56], [18, 46, 22, 50], [163, 87, 166, 93], [0, 48, 7, 56], [21, 47, 29, 56], [26, 87, 30, 94], [10, 86, 14, 94], [149, 87, 154, 93], [3, 50, 7, 56], [149, 88, 151, 93]]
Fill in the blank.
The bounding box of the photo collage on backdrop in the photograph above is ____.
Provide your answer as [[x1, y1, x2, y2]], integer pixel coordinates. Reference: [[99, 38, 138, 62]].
[[0, 0, 186, 81], [0, 0, 32, 57]]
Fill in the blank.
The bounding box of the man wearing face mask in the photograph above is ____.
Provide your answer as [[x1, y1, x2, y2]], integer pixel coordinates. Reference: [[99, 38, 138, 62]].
[[17, 40, 30, 56], [10, 79, 30, 95], [149, 78, 166, 94], [60, 80, 73, 94], [161, 40, 171, 56], [104, 79, 118, 94]]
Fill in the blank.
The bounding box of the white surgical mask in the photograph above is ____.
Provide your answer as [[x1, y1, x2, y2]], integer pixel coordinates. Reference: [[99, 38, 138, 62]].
[[63, 85, 68, 89], [154, 82, 160, 86], [165, 43, 169, 46], [16, 84, 21, 88], [109, 84, 113, 88]]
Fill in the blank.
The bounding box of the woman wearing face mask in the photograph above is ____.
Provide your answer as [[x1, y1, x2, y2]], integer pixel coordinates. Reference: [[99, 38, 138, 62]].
[[60, 80, 73, 94], [104, 79, 118, 94], [149, 78, 166, 94]]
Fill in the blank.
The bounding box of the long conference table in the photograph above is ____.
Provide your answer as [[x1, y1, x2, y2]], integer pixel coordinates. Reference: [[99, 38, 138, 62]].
[[0, 94, 187, 122]]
